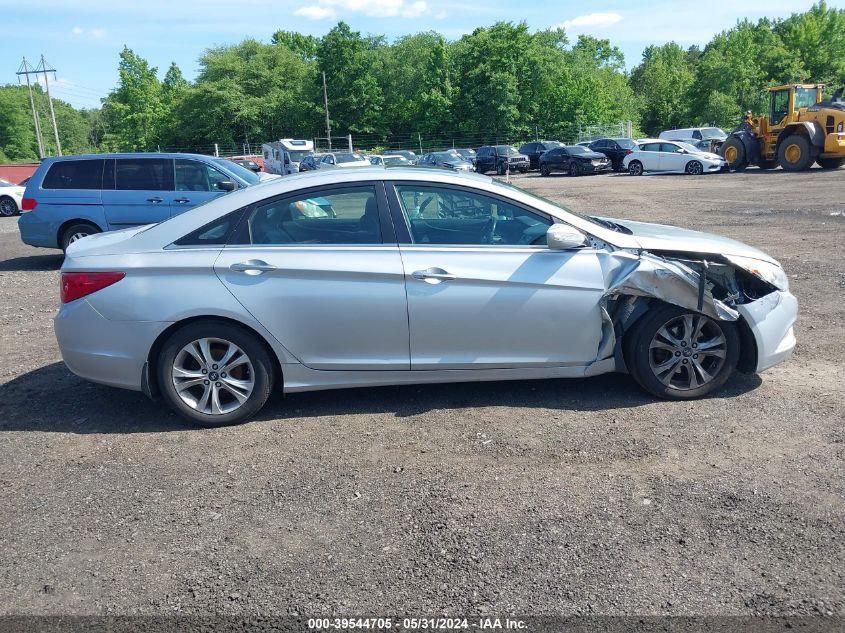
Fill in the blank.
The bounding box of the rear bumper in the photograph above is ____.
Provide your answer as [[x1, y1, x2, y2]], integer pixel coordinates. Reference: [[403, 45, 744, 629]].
[[18, 212, 59, 248], [54, 298, 169, 391], [736, 290, 798, 373]]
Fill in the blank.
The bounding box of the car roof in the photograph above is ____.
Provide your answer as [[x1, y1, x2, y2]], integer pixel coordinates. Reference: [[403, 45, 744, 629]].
[[41, 152, 221, 161]]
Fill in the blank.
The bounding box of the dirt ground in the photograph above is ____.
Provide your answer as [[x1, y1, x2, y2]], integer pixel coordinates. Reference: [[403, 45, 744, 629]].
[[0, 168, 843, 623]]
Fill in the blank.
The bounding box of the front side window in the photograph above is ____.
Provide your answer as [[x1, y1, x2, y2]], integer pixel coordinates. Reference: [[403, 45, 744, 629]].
[[176, 159, 232, 192], [771, 90, 790, 123], [42, 159, 105, 190], [661, 143, 682, 153], [115, 158, 174, 191], [394, 184, 552, 246], [237, 185, 382, 245]]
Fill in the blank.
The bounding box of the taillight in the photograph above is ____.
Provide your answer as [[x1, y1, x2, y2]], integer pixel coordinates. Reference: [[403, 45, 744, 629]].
[[21, 198, 37, 211], [61, 272, 125, 303], [625, 149, 633, 155]]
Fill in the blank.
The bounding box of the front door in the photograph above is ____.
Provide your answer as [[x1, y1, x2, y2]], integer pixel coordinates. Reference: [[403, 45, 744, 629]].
[[214, 182, 410, 370], [389, 182, 606, 370], [101, 157, 174, 229], [171, 158, 232, 216]]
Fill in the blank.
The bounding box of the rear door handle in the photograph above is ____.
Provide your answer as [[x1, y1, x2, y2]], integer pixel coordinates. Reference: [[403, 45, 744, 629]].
[[230, 260, 278, 275], [147, 196, 164, 203], [173, 197, 191, 204], [412, 267, 456, 283]]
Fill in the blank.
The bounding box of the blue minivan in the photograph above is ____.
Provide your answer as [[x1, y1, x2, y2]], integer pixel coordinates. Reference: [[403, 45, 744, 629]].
[[19, 153, 270, 250]]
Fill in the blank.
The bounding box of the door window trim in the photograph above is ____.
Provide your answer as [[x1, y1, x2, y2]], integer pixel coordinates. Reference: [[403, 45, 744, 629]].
[[384, 180, 556, 248]]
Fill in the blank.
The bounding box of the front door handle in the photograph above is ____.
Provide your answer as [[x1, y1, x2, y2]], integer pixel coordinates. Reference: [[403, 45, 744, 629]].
[[173, 197, 191, 204], [147, 196, 164, 203], [412, 267, 456, 284], [230, 260, 278, 275]]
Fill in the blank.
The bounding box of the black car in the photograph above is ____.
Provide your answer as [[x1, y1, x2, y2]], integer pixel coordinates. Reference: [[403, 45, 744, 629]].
[[298, 154, 324, 172], [392, 150, 418, 162], [538, 146, 610, 176], [518, 141, 564, 170], [475, 145, 530, 175], [453, 148, 477, 166], [416, 151, 474, 172], [587, 138, 638, 172], [232, 158, 261, 172]]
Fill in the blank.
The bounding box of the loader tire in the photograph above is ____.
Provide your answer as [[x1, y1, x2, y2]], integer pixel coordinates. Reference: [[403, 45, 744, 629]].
[[817, 157, 845, 169], [721, 136, 748, 171], [778, 135, 813, 171]]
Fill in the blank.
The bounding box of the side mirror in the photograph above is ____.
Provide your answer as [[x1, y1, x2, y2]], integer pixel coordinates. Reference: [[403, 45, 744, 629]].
[[547, 224, 588, 250], [217, 180, 237, 192]]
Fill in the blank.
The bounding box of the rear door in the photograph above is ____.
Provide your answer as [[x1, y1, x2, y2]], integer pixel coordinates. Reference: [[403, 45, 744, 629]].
[[214, 182, 410, 370], [101, 158, 174, 229], [388, 181, 606, 369], [639, 142, 663, 171], [171, 158, 233, 216]]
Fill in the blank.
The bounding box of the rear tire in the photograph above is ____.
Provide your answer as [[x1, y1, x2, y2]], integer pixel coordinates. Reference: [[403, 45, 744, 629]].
[[777, 134, 813, 171], [540, 164, 550, 177], [628, 161, 643, 176], [625, 304, 739, 400], [157, 320, 275, 427], [61, 222, 100, 252], [721, 136, 748, 171], [817, 157, 845, 169], [497, 162, 506, 176], [0, 196, 18, 217]]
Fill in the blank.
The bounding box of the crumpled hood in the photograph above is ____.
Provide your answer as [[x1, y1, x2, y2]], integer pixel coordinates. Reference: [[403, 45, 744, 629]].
[[611, 218, 779, 264]]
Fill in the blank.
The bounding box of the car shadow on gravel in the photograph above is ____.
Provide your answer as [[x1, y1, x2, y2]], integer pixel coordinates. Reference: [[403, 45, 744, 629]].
[[0, 253, 63, 271], [0, 362, 762, 434]]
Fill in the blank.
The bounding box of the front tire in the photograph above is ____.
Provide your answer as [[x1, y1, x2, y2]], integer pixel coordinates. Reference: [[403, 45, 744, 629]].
[[777, 135, 813, 171], [497, 162, 506, 176], [0, 196, 18, 217], [625, 304, 739, 400], [685, 160, 704, 175], [721, 136, 748, 171], [540, 164, 550, 177], [569, 162, 583, 177], [157, 320, 275, 427], [628, 161, 643, 176]]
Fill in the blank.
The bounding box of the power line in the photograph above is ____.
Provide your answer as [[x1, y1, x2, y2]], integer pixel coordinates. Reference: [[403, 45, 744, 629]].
[[16, 57, 44, 159], [35, 55, 62, 156]]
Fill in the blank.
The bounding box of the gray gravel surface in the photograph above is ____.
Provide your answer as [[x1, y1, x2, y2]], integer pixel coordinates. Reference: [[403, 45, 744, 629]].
[[0, 168, 843, 621]]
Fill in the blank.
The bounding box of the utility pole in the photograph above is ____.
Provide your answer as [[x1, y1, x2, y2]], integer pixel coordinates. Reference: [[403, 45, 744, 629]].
[[36, 55, 62, 156], [16, 57, 45, 159], [322, 72, 332, 151]]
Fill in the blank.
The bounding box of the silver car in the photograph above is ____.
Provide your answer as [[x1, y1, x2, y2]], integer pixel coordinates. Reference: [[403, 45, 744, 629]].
[[56, 168, 797, 426]]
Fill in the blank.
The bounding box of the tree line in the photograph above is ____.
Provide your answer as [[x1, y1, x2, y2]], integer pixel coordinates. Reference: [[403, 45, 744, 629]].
[[2, 1, 844, 162]]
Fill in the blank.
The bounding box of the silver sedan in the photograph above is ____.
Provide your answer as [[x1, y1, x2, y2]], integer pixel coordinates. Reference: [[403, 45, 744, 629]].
[[55, 168, 797, 426]]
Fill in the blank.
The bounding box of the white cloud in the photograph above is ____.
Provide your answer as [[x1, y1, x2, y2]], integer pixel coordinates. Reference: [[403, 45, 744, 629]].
[[555, 12, 622, 31], [90, 27, 106, 38], [71, 26, 106, 38], [294, 5, 337, 19], [308, 0, 429, 18], [401, 1, 429, 18], [72, 26, 83, 34], [434, 10, 447, 20]]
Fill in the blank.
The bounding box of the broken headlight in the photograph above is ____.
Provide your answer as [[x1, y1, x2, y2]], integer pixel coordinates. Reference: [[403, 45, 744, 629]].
[[726, 255, 789, 292]]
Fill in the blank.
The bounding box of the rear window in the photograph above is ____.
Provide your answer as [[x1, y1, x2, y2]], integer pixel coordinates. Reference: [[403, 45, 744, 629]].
[[616, 139, 636, 149], [42, 159, 104, 190]]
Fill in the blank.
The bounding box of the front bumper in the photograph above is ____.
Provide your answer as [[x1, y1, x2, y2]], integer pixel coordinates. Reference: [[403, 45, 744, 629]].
[[585, 162, 610, 173], [736, 290, 798, 373], [55, 298, 169, 391]]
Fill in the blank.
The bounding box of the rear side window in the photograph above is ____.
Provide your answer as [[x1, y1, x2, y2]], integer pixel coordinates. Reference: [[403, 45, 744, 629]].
[[641, 143, 662, 152], [174, 208, 246, 247], [42, 159, 104, 189], [116, 158, 174, 191]]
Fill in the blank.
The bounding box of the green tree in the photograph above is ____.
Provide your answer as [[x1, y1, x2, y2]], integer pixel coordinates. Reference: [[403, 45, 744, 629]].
[[101, 47, 164, 150], [631, 43, 695, 135], [777, 1, 845, 84]]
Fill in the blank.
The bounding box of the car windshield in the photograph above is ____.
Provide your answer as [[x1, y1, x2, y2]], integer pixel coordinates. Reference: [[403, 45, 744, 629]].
[[495, 146, 520, 156], [213, 158, 259, 185], [568, 146, 591, 154], [383, 156, 411, 166], [675, 142, 702, 153], [700, 128, 727, 140], [434, 152, 460, 161], [335, 153, 366, 163], [0, 179, 14, 187], [615, 139, 637, 149], [288, 150, 311, 162], [456, 149, 476, 157], [541, 141, 563, 150]]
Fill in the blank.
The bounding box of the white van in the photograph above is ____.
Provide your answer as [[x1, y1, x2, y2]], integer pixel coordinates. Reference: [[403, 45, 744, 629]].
[[261, 139, 314, 175]]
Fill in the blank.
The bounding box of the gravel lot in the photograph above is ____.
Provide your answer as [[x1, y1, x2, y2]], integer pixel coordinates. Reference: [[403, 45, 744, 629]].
[[0, 168, 843, 623]]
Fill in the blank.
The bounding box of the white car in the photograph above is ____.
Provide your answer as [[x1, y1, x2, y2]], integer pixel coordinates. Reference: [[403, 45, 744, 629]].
[[0, 178, 24, 217], [624, 140, 728, 176], [369, 154, 414, 167], [320, 152, 370, 168]]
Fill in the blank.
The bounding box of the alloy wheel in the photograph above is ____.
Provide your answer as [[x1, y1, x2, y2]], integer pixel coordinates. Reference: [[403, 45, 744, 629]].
[[647, 314, 727, 391], [172, 337, 255, 415], [0, 198, 17, 217]]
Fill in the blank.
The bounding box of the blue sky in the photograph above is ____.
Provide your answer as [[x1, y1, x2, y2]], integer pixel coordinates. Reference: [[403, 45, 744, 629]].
[[0, 0, 841, 109]]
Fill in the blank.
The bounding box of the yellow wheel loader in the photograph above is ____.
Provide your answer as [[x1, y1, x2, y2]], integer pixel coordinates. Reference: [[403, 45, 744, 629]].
[[721, 84, 845, 171]]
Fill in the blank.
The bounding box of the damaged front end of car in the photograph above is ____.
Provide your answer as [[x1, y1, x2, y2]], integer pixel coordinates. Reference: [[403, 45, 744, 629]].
[[585, 248, 796, 377]]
